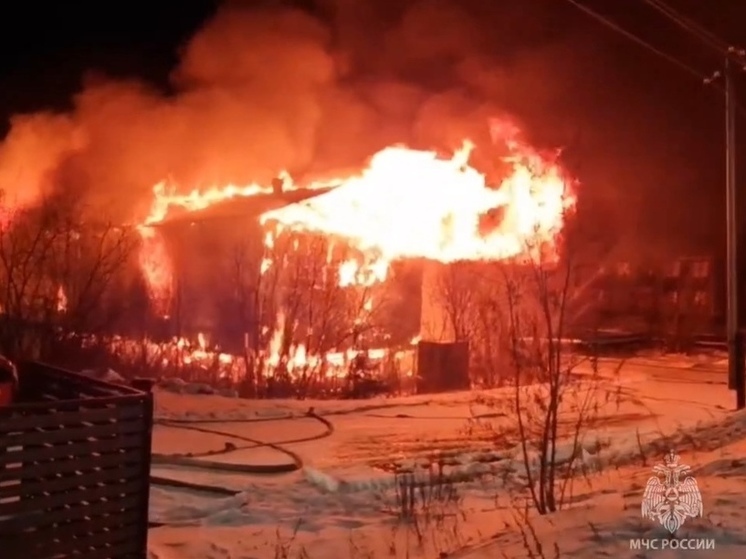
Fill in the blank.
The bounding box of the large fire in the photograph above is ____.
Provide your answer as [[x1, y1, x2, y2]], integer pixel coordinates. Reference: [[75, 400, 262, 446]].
[[133, 120, 576, 378], [261, 141, 571, 276], [138, 121, 575, 309]]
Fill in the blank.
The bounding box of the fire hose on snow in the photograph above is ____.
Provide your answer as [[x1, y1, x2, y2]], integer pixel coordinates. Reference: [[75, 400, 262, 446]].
[[149, 410, 334, 496], [147, 408, 508, 499]]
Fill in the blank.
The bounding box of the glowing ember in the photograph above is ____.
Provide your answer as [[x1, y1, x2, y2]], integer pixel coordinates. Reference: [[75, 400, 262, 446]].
[[56, 285, 68, 313]]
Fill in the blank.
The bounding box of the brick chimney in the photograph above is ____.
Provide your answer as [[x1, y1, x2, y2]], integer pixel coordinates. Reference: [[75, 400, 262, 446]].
[[271, 177, 284, 195]]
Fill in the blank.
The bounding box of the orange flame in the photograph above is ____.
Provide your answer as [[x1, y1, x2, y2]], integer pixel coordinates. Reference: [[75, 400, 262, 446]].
[[136, 225, 173, 315], [88, 331, 411, 382], [136, 121, 575, 313], [262, 138, 573, 275], [135, 173, 333, 314], [56, 285, 68, 313]]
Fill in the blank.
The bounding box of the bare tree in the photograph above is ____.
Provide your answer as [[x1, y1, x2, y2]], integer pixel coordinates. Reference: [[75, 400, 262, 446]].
[[276, 232, 391, 392], [0, 200, 63, 358], [434, 261, 477, 342], [227, 226, 391, 396], [476, 220, 622, 515], [434, 261, 512, 387], [500, 249, 585, 514], [227, 228, 283, 394], [0, 195, 135, 360], [53, 223, 136, 333]]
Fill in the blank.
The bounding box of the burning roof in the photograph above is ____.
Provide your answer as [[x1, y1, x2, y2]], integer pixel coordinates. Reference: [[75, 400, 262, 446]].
[[136, 120, 576, 314], [150, 184, 337, 229]]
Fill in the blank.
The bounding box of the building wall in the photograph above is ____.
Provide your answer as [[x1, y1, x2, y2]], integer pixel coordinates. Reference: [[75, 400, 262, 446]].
[[420, 261, 456, 343], [160, 219, 426, 351], [163, 216, 265, 346], [158, 212, 726, 355]]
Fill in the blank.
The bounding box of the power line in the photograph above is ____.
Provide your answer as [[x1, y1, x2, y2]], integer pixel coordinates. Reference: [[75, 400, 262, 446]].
[[563, 0, 709, 81], [566, 0, 746, 409], [564, 0, 746, 115], [638, 0, 746, 410], [640, 0, 730, 55], [640, 0, 746, 73]]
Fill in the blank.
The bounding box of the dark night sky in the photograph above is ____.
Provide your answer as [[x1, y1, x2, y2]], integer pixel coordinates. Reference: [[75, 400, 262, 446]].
[[0, 2, 219, 109], [1, 0, 745, 261]]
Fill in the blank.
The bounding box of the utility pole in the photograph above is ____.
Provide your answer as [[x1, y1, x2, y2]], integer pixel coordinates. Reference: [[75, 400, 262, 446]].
[[578, 0, 746, 408], [724, 55, 745, 409]]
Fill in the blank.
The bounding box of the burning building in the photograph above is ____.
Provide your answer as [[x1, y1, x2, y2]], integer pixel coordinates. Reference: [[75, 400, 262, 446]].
[[149, 183, 337, 339], [0, 3, 585, 385], [1, 2, 737, 391], [130, 125, 576, 384]]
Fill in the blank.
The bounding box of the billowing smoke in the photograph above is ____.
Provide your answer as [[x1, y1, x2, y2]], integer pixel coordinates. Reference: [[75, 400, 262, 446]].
[[0, 0, 590, 223]]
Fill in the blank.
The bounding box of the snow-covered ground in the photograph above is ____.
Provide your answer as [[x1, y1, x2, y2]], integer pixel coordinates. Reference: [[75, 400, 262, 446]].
[[146, 353, 746, 558]]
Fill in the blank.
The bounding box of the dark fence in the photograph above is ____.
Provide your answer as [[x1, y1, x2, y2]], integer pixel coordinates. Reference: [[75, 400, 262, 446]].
[[0, 362, 153, 559]]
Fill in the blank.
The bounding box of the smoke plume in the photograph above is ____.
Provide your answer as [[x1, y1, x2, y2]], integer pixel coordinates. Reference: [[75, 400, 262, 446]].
[[0, 0, 593, 223]]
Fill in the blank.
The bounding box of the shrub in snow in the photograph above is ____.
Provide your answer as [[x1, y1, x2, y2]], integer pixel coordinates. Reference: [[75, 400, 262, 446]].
[[182, 382, 216, 395], [79, 368, 126, 384], [304, 467, 341, 492], [157, 377, 239, 397], [158, 377, 187, 391]]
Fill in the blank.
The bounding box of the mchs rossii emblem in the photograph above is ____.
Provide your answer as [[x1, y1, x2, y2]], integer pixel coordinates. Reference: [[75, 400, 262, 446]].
[[641, 450, 703, 533]]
